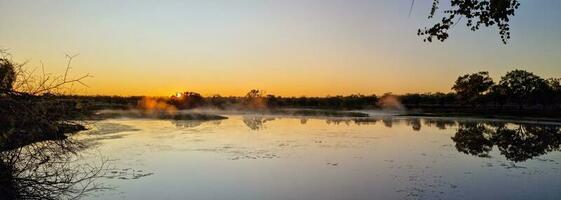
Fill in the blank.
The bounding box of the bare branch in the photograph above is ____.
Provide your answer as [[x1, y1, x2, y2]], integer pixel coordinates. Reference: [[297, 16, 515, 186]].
[[408, 0, 415, 18], [64, 53, 80, 83]]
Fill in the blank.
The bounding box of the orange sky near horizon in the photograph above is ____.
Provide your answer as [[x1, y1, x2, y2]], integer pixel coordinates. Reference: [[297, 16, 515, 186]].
[[1, 1, 560, 97]]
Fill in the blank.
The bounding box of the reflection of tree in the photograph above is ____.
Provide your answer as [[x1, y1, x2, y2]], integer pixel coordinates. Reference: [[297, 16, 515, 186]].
[[352, 118, 378, 126], [382, 118, 393, 128], [0, 139, 106, 199], [451, 123, 494, 158], [405, 118, 422, 131], [172, 120, 203, 128], [325, 119, 351, 126], [424, 119, 456, 130], [172, 119, 224, 128], [324, 118, 378, 126], [452, 122, 561, 162], [494, 125, 561, 162], [242, 117, 275, 130]]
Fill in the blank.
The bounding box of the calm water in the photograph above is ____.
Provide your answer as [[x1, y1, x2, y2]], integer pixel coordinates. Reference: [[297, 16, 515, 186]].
[[73, 115, 561, 200]]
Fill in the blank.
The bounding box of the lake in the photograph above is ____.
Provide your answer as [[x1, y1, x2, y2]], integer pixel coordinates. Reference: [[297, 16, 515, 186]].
[[72, 114, 561, 200]]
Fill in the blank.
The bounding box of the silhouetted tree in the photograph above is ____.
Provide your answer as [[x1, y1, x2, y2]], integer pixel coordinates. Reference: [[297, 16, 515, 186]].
[[400, 92, 457, 107], [498, 69, 549, 108], [547, 78, 561, 91], [418, 0, 520, 44], [244, 89, 266, 110], [488, 84, 508, 108], [246, 89, 263, 99], [170, 91, 204, 109], [401, 93, 422, 106], [452, 71, 494, 105], [206, 95, 227, 109], [265, 95, 280, 108], [0, 58, 16, 93], [546, 78, 561, 103]]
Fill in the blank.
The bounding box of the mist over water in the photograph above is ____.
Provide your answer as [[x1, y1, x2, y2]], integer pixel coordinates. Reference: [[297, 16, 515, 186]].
[[377, 94, 406, 112]]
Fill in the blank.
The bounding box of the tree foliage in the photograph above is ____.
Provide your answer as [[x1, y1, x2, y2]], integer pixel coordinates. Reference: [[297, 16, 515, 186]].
[[498, 69, 550, 105], [452, 71, 494, 104], [243, 89, 267, 110], [418, 0, 521, 44], [169, 91, 204, 109], [0, 58, 16, 92]]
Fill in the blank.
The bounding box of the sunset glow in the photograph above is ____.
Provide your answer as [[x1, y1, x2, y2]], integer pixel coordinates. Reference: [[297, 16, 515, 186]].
[[1, 0, 560, 97]]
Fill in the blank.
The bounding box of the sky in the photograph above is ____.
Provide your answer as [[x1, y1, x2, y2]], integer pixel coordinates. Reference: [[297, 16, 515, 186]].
[[0, 0, 560, 97]]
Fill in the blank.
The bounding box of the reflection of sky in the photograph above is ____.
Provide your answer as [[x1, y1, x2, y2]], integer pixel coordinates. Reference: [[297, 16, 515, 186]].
[[1, 1, 560, 96], [77, 116, 561, 200]]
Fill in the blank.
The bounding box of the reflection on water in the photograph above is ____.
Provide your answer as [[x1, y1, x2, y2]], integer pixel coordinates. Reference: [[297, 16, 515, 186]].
[[453, 122, 561, 162], [172, 120, 204, 128], [242, 116, 276, 130], [424, 118, 457, 130], [405, 118, 422, 131], [382, 117, 400, 128], [0, 138, 106, 200], [234, 116, 561, 162], [65, 115, 561, 199]]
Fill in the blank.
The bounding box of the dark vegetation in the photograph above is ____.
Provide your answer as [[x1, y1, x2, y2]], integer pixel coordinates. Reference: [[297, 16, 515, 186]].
[[168, 90, 380, 110], [403, 70, 561, 119], [0, 52, 90, 151], [417, 0, 521, 44], [1, 51, 105, 199], [0, 139, 106, 200]]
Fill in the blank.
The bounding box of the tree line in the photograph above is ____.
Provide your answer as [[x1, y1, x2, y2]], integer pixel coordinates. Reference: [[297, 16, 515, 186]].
[[449, 69, 560, 108], [159, 69, 561, 112], [13, 69, 559, 116]]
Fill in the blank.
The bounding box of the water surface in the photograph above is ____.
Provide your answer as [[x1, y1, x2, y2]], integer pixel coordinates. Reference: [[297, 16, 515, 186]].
[[75, 115, 561, 200]]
